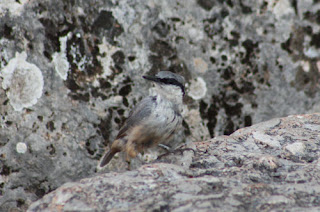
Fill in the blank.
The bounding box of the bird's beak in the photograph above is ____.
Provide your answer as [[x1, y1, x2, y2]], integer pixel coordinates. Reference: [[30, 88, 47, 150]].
[[142, 75, 160, 83]]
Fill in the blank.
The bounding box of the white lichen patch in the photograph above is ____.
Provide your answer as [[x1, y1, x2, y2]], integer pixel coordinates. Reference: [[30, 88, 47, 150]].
[[270, 0, 294, 19], [16, 142, 27, 154], [52, 35, 70, 80], [188, 77, 207, 100], [300, 60, 310, 73], [304, 47, 320, 58], [0, 0, 28, 17], [1, 52, 44, 111], [98, 37, 120, 78]]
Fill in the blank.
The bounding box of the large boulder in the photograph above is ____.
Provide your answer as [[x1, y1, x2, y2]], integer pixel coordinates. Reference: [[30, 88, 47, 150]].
[[1, 0, 320, 210], [28, 114, 320, 211]]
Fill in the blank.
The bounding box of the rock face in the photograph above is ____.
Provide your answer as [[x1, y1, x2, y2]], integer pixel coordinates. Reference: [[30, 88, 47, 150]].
[[1, 0, 320, 211], [27, 113, 320, 211]]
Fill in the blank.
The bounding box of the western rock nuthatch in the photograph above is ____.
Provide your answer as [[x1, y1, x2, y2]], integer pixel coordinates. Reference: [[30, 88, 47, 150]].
[[99, 71, 185, 167]]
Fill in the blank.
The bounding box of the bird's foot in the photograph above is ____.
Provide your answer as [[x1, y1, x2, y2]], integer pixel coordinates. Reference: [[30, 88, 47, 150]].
[[157, 144, 196, 160]]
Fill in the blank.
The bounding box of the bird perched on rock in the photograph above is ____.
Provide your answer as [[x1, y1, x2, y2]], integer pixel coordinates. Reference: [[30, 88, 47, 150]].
[[99, 71, 185, 167]]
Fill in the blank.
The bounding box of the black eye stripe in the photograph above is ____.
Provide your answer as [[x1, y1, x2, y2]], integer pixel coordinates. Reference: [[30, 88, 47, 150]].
[[159, 78, 185, 96], [159, 78, 180, 86]]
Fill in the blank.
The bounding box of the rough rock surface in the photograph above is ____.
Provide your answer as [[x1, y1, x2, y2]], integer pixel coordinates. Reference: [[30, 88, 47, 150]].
[[1, 0, 320, 211], [27, 113, 320, 211]]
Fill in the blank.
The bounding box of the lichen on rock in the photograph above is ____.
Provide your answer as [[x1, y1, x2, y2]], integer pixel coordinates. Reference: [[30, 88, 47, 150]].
[[1, 51, 44, 111]]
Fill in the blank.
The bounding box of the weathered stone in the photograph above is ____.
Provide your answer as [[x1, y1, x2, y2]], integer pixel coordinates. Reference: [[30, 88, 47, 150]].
[[1, 0, 320, 211], [27, 114, 320, 211]]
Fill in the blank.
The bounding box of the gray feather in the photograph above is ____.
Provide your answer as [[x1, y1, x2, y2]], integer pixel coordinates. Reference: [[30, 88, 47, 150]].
[[116, 95, 156, 139]]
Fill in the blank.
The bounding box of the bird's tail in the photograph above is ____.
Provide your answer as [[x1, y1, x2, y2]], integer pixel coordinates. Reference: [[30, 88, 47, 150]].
[[99, 150, 117, 167], [100, 139, 125, 167]]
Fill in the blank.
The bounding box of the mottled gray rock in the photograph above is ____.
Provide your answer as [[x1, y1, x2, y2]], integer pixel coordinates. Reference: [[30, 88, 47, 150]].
[[27, 114, 320, 211], [1, 0, 320, 211]]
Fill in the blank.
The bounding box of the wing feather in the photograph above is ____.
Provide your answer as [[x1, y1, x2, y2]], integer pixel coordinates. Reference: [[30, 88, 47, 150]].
[[116, 96, 156, 139]]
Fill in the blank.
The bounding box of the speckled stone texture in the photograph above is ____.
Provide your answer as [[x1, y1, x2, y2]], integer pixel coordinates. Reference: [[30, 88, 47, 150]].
[[1, 0, 320, 211], [27, 113, 320, 211]]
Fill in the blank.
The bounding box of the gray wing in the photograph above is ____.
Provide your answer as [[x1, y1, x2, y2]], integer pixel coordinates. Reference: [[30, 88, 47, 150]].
[[116, 95, 156, 139]]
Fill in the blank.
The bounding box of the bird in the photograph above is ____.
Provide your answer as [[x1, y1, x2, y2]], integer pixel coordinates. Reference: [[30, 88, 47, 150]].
[[99, 71, 185, 167]]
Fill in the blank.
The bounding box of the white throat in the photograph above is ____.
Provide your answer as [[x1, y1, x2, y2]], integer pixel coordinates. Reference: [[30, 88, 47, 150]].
[[154, 84, 183, 104]]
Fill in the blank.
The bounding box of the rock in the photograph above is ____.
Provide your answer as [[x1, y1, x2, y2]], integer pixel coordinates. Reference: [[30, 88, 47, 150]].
[[285, 142, 306, 156], [27, 114, 320, 211], [252, 131, 282, 148], [1, 0, 320, 211]]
